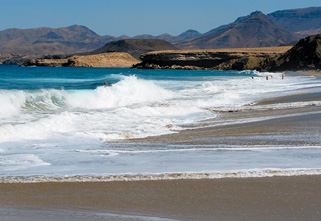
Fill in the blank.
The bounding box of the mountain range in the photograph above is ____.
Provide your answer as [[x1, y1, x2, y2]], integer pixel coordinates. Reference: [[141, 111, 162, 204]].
[[178, 11, 299, 49], [0, 6, 321, 60], [268, 7, 321, 35]]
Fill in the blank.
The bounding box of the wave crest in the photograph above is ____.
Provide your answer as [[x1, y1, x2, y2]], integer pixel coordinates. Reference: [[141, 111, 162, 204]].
[[0, 76, 173, 115]]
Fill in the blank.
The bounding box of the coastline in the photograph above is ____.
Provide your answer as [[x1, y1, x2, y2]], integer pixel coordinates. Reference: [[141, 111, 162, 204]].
[[1, 72, 321, 220]]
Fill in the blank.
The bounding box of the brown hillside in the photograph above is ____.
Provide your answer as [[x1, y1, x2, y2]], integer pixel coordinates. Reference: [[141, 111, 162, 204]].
[[179, 12, 299, 49], [89, 39, 178, 58], [0, 25, 109, 56], [268, 7, 321, 32]]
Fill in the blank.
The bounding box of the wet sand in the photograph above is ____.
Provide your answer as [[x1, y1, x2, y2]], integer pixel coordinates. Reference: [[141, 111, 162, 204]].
[[295, 70, 321, 77], [1, 176, 321, 220], [1, 72, 321, 220], [128, 89, 321, 146]]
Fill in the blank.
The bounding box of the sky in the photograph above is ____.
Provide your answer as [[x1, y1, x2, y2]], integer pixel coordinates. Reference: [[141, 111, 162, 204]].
[[0, 0, 320, 37]]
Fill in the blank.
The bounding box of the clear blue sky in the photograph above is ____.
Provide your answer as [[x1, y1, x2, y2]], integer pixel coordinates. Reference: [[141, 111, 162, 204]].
[[0, 0, 320, 36]]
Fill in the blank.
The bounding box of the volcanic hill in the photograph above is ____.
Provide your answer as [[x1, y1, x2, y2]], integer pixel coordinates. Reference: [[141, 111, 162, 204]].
[[0, 25, 111, 56], [88, 39, 178, 58], [268, 34, 321, 71], [178, 11, 299, 49]]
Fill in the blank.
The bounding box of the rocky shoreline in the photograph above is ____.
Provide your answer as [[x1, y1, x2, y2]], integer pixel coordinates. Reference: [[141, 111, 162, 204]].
[[134, 34, 321, 72], [133, 49, 284, 71]]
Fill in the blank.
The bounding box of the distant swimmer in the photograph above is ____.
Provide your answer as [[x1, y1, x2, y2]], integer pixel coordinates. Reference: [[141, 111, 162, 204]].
[[282, 74, 284, 80], [104, 80, 108, 86], [251, 76, 254, 79], [266, 76, 269, 80]]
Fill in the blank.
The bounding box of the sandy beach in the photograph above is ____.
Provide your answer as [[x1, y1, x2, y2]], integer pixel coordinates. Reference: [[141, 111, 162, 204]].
[[1, 176, 321, 220], [295, 70, 321, 77], [1, 71, 321, 220]]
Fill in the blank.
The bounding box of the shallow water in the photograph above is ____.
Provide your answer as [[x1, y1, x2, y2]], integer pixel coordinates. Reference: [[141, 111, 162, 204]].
[[0, 207, 174, 221], [1, 65, 321, 181]]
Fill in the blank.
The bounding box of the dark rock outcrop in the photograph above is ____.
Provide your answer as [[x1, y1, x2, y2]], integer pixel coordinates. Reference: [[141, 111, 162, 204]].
[[268, 34, 321, 71], [134, 48, 289, 71]]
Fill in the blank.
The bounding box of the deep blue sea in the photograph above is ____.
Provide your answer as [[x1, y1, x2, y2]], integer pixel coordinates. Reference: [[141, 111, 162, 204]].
[[1, 65, 321, 182]]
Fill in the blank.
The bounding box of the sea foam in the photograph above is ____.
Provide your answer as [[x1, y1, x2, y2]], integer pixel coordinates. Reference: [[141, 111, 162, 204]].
[[1, 168, 321, 183]]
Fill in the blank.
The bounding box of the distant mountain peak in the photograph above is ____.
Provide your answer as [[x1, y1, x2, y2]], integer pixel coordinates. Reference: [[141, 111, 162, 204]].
[[178, 29, 201, 39], [234, 11, 266, 23], [63, 24, 99, 36], [250, 11, 264, 16], [65, 24, 87, 30], [178, 9, 299, 49]]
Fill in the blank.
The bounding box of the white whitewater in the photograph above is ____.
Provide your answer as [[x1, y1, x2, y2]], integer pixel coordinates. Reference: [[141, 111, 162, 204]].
[[1, 69, 321, 181]]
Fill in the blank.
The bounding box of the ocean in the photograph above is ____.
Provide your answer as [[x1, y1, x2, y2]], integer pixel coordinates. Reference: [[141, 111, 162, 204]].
[[1, 65, 321, 182]]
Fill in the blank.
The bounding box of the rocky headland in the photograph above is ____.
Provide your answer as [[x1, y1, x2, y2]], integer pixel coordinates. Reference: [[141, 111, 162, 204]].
[[268, 34, 321, 71], [133, 47, 291, 71], [134, 34, 321, 72], [27, 52, 140, 68]]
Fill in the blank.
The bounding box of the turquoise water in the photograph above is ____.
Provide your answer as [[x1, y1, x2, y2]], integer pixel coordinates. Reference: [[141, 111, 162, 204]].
[[0, 65, 255, 90], [1, 65, 321, 181]]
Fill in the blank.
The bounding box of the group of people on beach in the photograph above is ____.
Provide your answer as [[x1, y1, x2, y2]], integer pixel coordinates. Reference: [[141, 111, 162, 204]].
[[265, 73, 286, 80], [251, 72, 287, 80]]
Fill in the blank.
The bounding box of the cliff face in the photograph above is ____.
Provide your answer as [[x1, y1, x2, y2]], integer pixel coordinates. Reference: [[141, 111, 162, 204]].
[[135, 34, 321, 72], [134, 47, 290, 71], [27, 53, 140, 68], [268, 34, 321, 71]]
